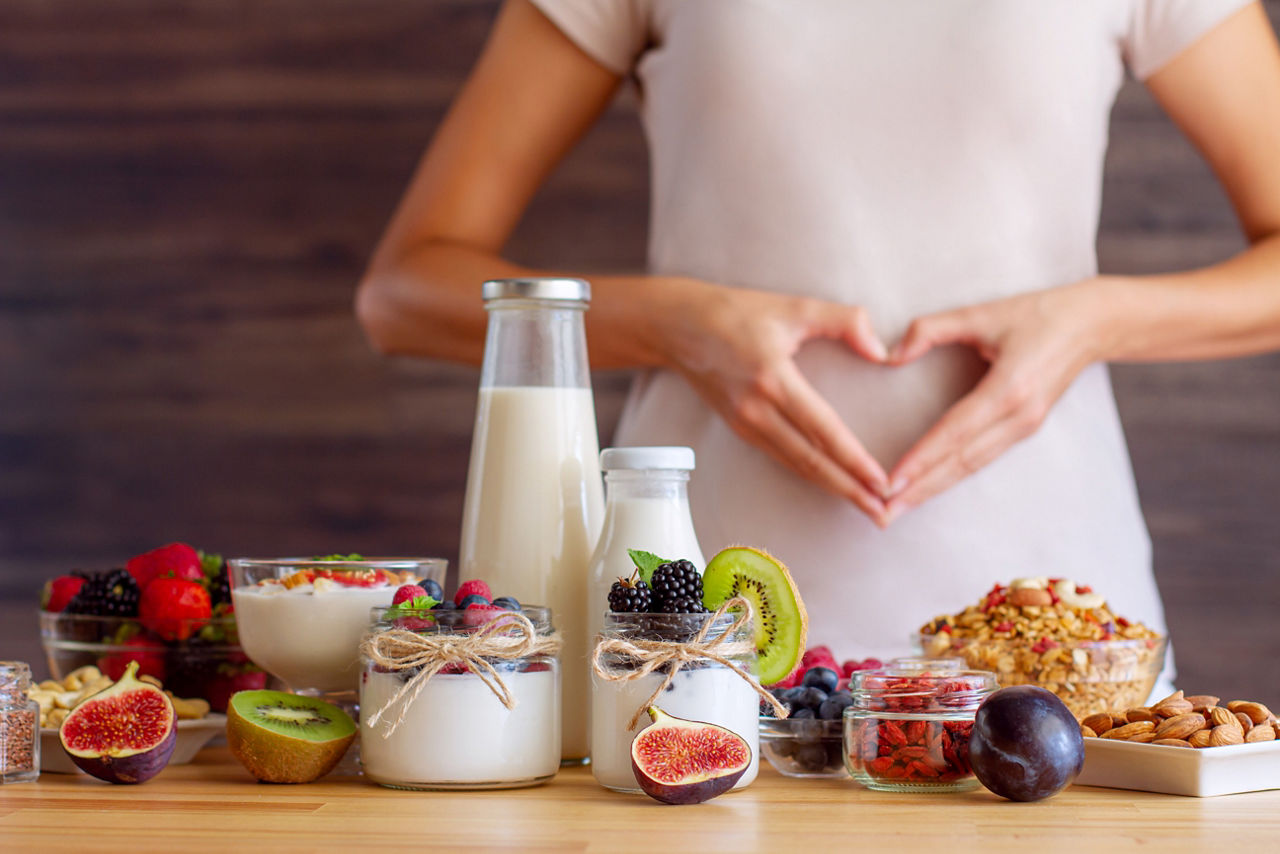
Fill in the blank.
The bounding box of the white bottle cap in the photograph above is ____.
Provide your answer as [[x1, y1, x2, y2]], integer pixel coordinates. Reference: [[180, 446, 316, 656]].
[[600, 446, 695, 471]]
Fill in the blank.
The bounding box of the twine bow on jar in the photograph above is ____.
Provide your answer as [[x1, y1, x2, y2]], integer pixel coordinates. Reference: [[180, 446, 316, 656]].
[[360, 612, 561, 738], [590, 595, 789, 730]]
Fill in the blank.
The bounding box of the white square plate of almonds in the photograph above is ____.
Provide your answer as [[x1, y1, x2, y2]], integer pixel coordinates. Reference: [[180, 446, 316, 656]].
[[1075, 693, 1280, 797]]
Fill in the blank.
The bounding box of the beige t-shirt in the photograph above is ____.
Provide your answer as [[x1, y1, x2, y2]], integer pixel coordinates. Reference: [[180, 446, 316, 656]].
[[530, 0, 1251, 667]]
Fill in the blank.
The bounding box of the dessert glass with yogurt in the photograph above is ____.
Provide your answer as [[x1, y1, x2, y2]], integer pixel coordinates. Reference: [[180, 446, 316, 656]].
[[360, 605, 561, 790], [229, 558, 446, 698], [590, 611, 760, 793]]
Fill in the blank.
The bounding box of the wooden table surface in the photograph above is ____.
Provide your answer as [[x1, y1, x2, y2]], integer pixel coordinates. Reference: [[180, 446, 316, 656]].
[[1, 747, 1276, 852]]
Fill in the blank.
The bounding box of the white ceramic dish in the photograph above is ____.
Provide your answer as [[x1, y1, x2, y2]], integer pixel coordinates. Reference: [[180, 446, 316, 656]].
[[1076, 737, 1280, 797], [40, 715, 226, 775]]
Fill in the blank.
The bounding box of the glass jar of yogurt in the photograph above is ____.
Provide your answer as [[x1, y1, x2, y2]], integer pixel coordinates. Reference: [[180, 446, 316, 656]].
[[359, 605, 561, 790], [844, 669, 996, 793], [590, 611, 760, 793]]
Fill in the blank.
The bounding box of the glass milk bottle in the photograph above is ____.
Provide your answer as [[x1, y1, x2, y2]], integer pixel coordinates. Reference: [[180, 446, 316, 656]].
[[586, 447, 705, 655], [459, 278, 604, 762]]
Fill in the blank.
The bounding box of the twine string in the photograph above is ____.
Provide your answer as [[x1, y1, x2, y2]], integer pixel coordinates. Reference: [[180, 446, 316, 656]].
[[590, 595, 789, 730], [360, 612, 562, 738]]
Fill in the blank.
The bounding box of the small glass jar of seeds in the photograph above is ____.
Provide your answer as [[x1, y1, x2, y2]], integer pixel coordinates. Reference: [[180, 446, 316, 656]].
[[0, 661, 40, 783]]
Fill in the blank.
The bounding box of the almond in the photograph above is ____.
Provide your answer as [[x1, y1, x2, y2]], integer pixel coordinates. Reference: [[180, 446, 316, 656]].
[[1189, 730, 1213, 748], [1008, 587, 1054, 607], [1153, 690, 1185, 707], [1081, 713, 1115, 735], [1245, 725, 1276, 744], [1128, 732, 1158, 743], [1208, 706, 1241, 729], [1185, 694, 1219, 711], [1080, 725, 1098, 738], [1227, 701, 1274, 725], [1209, 724, 1244, 747], [1155, 713, 1207, 740], [1151, 738, 1193, 748], [1153, 699, 1194, 718], [1126, 707, 1158, 724], [1102, 720, 1156, 740], [1235, 712, 1254, 734]]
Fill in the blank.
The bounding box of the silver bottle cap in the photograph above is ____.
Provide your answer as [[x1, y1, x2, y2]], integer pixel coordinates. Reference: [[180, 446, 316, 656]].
[[481, 278, 591, 303]]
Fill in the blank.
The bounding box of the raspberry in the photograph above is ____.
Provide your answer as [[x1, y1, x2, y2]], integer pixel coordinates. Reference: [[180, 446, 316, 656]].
[[462, 602, 507, 628], [393, 584, 427, 606], [454, 579, 493, 606]]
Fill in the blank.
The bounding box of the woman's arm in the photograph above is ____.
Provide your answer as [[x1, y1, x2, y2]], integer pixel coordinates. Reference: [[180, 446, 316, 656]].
[[357, 0, 893, 518], [881, 2, 1280, 521]]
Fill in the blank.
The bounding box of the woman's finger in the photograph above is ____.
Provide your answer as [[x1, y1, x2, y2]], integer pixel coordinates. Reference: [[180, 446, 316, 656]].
[[883, 411, 1030, 523], [732, 389, 888, 523], [889, 307, 992, 365], [801, 301, 889, 362], [772, 359, 891, 496]]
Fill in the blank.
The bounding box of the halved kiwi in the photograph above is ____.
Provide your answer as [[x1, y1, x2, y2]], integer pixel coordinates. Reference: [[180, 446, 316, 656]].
[[701, 546, 808, 686], [226, 690, 356, 783]]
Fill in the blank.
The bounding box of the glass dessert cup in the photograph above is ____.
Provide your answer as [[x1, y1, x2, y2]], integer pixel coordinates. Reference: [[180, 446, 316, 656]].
[[760, 717, 847, 779], [229, 557, 446, 772], [360, 605, 560, 790]]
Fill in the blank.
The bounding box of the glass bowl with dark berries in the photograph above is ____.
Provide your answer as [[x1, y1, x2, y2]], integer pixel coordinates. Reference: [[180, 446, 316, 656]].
[[38, 542, 265, 713], [758, 646, 884, 779]]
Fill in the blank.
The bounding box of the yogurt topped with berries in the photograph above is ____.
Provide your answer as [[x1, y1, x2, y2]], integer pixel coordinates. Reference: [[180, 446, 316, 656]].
[[359, 581, 561, 789], [229, 559, 444, 694]]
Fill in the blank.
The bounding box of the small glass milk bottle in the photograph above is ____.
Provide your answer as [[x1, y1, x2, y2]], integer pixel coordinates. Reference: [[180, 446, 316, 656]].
[[586, 446, 705, 651], [0, 662, 40, 784]]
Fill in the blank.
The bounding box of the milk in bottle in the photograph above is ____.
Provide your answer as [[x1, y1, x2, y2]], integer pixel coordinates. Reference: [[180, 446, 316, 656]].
[[458, 278, 604, 762]]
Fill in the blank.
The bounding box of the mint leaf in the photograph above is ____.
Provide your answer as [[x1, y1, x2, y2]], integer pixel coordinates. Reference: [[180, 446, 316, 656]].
[[627, 549, 669, 585], [385, 595, 439, 620], [198, 550, 223, 579], [312, 553, 364, 562]]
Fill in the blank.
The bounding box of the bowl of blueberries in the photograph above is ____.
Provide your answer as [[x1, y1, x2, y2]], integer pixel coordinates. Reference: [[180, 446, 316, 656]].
[[759, 664, 854, 778]]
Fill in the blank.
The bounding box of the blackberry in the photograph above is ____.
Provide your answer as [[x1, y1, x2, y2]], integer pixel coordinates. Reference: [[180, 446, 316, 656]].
[[662, 595, 707, 614], [66, 568, 140, 618], [649, 559, 702, 607], [608, 577, 652, 613], [208, 565, 232, 609]]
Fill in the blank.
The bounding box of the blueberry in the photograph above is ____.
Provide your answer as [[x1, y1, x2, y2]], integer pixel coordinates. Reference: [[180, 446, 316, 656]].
[[491, 596, 521, 611], [791, 707, 816, 719], [818, 692, 853, 721], [421, 578, 444, 602], [797, 686, 828, 710], [432, 599, 457, 610], [801, 666, 839, 694], [457, 593, 490, 608], [794, 741, 829, 772]]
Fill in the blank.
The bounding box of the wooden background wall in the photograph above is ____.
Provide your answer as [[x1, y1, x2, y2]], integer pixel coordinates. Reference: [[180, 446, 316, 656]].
[[1, 1, 1277, 706]]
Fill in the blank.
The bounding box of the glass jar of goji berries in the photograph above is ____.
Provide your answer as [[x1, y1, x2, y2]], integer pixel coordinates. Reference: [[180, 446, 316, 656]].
[[844, 669, 996, 793]]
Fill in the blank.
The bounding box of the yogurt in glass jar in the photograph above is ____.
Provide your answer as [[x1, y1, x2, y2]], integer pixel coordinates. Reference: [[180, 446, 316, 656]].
[[360, 605, 561, 790]]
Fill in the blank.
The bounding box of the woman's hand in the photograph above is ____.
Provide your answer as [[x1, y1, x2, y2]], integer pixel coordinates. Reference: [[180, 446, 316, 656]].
[[664, 280, 893, 522], [881, 281, 1110, 523]]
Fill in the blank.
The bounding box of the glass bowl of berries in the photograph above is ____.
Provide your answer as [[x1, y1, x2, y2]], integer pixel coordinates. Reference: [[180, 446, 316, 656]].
[[759, 663, 857, 779], [39, 543, 265, 712]]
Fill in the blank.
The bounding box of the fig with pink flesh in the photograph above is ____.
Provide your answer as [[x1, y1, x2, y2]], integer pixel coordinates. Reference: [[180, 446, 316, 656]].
[[59, 660, 177, 783], [630, 707, 752, 804]]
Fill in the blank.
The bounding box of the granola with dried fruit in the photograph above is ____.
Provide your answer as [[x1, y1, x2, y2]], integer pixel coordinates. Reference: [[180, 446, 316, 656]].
[[917, 577, 1164, 717]]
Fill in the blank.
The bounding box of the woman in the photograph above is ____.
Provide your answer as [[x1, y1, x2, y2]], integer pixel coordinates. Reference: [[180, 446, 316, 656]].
[[356, 0, 1280, 670]]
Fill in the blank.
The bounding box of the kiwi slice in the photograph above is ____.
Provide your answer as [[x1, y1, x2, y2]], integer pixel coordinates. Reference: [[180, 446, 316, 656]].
[[226, 690, 356, 783], [701, 546, 808, 686]]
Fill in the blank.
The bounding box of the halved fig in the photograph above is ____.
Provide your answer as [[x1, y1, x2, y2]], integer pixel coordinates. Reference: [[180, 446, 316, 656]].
[[59, 660, 177, 784], [630, 707, 751, 804]]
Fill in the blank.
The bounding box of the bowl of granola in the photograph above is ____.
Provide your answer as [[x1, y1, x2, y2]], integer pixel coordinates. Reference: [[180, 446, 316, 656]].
[[915, 578, 1166, 718]]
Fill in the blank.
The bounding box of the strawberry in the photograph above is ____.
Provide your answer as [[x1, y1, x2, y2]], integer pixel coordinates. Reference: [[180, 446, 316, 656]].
[[203, 667, 267, 713], [139, 577, 212, 641], [126, 542, 203, 589], [41, 575, 86, 612], [315, 568, 382, 588], [454, 579, 492, 607], [392, 584, 427, 606], [99, 636, 167, 682]]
